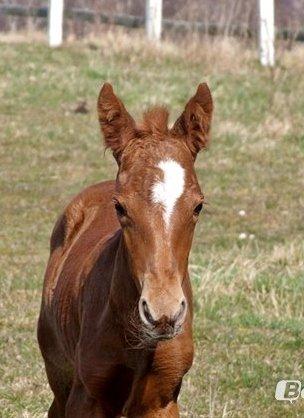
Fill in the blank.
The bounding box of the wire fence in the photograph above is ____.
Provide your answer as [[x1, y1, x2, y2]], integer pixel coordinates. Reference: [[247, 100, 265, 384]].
[[1, 0, 304, 42]]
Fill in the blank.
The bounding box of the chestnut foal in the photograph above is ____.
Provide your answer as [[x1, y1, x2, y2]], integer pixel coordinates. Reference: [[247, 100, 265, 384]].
[[38, 82, 213, 417]]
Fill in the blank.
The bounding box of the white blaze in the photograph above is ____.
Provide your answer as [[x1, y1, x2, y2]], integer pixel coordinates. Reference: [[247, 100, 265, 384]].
[[152, 159, 185, 227]]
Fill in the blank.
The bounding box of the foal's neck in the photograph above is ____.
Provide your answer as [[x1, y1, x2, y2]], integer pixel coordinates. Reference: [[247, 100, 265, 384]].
[[109, 232, 139, 320]]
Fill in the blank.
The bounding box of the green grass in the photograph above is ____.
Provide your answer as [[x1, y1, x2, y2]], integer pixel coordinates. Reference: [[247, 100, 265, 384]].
[[0, 31, 304, 417]]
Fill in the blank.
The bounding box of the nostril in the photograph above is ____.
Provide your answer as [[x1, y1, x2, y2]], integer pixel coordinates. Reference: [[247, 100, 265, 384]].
[[140, 299, 155, 326], [174, 299, 187, 324]]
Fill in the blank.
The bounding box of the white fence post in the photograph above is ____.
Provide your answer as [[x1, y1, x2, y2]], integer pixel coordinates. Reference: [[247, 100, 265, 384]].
[[146, 0, 163, 41], [259, 0, 275, 66], [49, 0, 64, 47]]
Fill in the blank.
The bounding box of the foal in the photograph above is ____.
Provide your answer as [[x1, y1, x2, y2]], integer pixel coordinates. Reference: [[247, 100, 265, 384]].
[[38, 82, 213, 417]]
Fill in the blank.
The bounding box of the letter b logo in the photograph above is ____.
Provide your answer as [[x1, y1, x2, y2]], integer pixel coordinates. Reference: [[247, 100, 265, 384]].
[[275, 380, 301, 401]]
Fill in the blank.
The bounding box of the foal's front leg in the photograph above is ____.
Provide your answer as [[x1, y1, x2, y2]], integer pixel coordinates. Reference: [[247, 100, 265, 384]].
[[134, 402, 180, 417], [123, 373, 181, 418], [65, 378, 110, 418]]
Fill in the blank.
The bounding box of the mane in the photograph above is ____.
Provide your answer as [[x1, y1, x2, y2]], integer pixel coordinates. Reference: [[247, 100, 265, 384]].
[[140, 106, 169, 136]]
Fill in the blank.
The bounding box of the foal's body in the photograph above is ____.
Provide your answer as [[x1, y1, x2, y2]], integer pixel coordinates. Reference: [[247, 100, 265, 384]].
[[38, 83, 213, 417], [39, 181, 193, 417]]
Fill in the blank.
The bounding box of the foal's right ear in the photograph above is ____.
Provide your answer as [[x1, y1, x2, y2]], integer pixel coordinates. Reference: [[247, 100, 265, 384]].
[[171, 83, 213, 159], [97, 83, 136, 163]]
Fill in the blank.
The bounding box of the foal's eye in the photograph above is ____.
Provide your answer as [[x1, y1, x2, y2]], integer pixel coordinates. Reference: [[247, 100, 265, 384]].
[[114, 201, 127, 218], [193, 203, 203, 216]]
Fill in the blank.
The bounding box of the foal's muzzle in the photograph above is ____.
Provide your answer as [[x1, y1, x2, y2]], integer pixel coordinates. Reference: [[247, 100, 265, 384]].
[[138, 297, 187, 339]]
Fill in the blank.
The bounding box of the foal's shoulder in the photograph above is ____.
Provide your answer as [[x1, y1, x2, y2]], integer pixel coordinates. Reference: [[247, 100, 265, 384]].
[[50, 180, 116, 253]]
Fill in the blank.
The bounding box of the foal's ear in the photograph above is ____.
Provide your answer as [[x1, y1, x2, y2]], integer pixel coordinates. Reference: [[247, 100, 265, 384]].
[[171, 83, 213, 158], [97, 83, 136, 163]]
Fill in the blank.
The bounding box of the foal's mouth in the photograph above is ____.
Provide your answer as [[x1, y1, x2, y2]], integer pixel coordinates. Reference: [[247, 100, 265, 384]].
[[142, 322, 183, 342], [125, 305, 183, 349]]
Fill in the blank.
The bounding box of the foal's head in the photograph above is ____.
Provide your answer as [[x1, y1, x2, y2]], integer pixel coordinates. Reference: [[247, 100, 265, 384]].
[[98, 83, 213, 340]]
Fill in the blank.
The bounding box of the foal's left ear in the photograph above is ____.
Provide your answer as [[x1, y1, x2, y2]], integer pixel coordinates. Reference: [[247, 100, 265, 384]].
[[171, 83, 213, 158], [97, 83, 136, 163]]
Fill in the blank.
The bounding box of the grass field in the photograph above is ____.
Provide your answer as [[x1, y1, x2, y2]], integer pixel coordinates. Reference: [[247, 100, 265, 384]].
[[0, 30, 304, 417]]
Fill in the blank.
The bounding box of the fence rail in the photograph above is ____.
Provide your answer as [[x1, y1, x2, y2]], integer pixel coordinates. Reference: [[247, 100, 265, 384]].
[[1, 4, 304, 42]]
